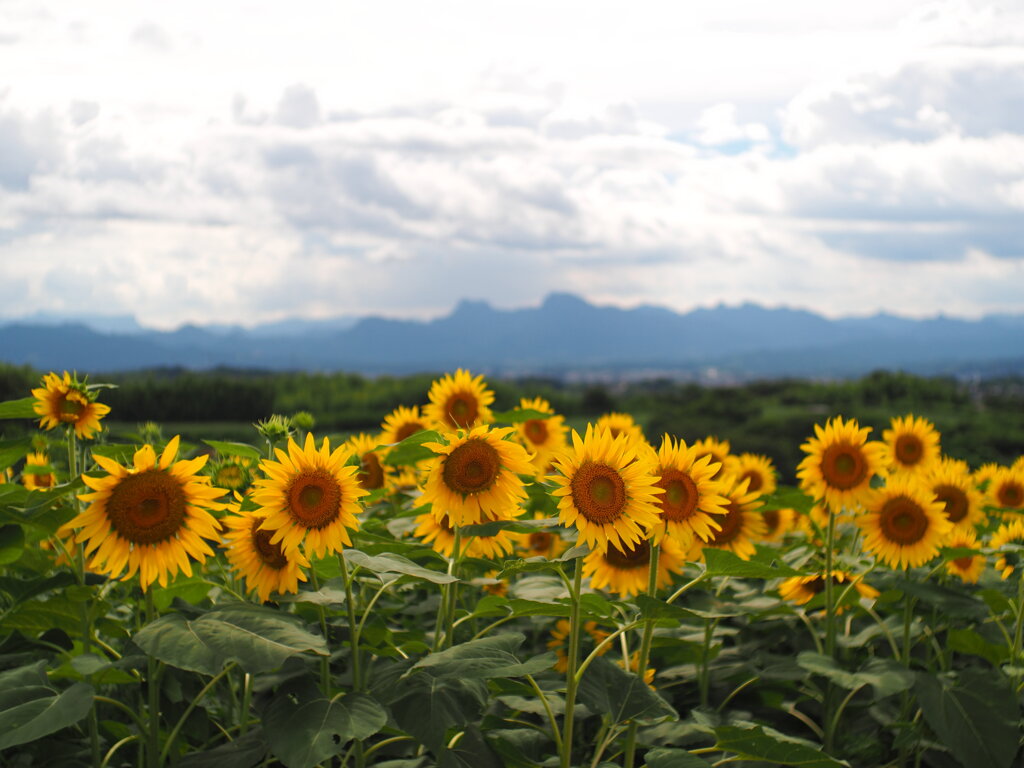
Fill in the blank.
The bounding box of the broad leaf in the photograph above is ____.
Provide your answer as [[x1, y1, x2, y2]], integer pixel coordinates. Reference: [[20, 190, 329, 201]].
[[703, 548, 802, 578], [0, 524, 25, 565], [382, 430, 443, 466], [411, 633, 555, 680], [344, 548, 457, 584], [0, 398, 37, 420], [797, 653, 913, 698], [203, 440, 264, 462], [577, 656, 677, 725], [644, 747, 713, 767], [0, 437, 32, 473], [0, 681, 95, 750], [711, 725, 848, 767], [179, 729, 268, 768]]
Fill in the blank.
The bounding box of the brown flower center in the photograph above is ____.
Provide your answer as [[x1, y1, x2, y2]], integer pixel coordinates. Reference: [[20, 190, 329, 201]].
[[358, 452, 385, 490], [740, 469, 763, 493], [603, 538, 650, 570], [762, 508, 780, 534], [523, 419, 549, 446], [656, 468, 698, 522], [528, 531, 554, 555], [444, 393, 479, 428], [894, 434, 924, 467], [395, 421, 424, 442], [879, 495, 929, 545], [250, 519, 289, 569], [953, 555, 975, 570], [707, 501, 744, 546], [106, 469, 187, 544], [571, 461, 627, 524], [443, 439, 500, 495], [287, 468, 342, 529], [699, 451, 726, 480], [934, 484, 968, 523], [998, 481, 1023, 509], [820, 443, 868, 490]]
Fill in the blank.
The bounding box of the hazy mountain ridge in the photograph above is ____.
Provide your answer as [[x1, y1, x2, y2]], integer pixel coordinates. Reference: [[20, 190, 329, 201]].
[[2, 293, 1022, 378]]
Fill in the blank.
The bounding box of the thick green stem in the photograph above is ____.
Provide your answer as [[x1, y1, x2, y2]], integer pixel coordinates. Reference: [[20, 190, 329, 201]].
[[309, 570, 332, 697], [699, 620, 716, 708], [1012, 570, 1024, 689], [339, 551, 363, 691], [823, 505, 837, 754], [444, 526, 462, 648], [560, 558, 584, 768], [623, 539, 661, 768], [526, 674, 562, 753], [145, 590, 161, 768]]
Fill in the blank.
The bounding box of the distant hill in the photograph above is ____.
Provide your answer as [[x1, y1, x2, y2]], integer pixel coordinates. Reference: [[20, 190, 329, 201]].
[[2, 293, 1022, 379]]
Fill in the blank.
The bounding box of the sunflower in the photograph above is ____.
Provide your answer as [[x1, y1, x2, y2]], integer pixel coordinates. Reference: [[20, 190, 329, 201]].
[[778, 571, 879, 608], [32, 371, 110, 439], [726, 453, 778, 496], [419, 425, 533, 527], [514, 514, 568, 559], [344, 433, 390, 492], [70, 436, 225, 590], [425, 369, 494, 431], [414, 509, 517, 559], [209, 456, 254, 493], [987, 467, 1024, 514], [515, 397, 568, 471], [583, 534, 685, 598], [692, 437, 732, 481], [944, 529, 984, 584], [884, 415, 941, 476], [991, 520, 1024, 579], [548, 619, 610, 674], [549, 425, 663, 553], [22, 452, 56, 491], [922, 461, 984, 531], [972, 462, 1001, 492], [649, 435, 728, 546], [223, 508, 310, 602], [760, 507, 797, 542], [251, 433, 368, 558], [381, 405, 430, 445], [387, 466, 423, 496], [798, 416, 887, 512], [858, 475, 951, 569], [702, 477, 766, 560], [595, 413, 646, 447], [618, 651, 656, 687]]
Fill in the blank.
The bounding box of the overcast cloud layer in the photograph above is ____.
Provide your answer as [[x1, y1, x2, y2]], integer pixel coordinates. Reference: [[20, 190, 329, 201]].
[[1, 0, 1023, 328]]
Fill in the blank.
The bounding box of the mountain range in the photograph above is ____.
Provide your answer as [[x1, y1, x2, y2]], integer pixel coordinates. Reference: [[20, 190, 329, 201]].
[[2, 293, 1023, 380]]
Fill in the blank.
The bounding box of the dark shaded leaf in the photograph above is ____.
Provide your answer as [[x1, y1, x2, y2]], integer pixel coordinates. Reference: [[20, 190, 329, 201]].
[[178, 728, 268, 768], [711, 725, 848, 767], [577, 656, 677, 725], [344, 548, 457, 584], [644, 747, 713, 767], [703, 548, 802, 578], [0, 681, 94, 750]]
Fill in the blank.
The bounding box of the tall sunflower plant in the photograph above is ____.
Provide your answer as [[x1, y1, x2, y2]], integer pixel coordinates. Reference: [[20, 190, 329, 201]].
[[1, 374, 1024, 768]]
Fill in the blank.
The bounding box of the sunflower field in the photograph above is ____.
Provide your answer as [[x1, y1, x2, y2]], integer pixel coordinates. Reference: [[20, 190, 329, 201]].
[[1, 368, 1023, 768]]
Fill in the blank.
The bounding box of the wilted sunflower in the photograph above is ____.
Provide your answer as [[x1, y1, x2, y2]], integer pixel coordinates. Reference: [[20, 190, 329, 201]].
[[760, 507, 797, 543], [702, 477, 766, 560], [944, 529, 984, 584], [923, 461, 984, 531], [726, 453, 778, 496], [381, 405, 429, 445], [692, 437, 732, 481], [858, 475, 951, 569], [419, 425, 533, 527], [344, 433, 390, 492], [583, 534, 685, 598], [650, 435, 728, 545], [22, 452, 56, 491], [223, 508, 309, 602], [252, 433, 368, 558], [32, 371, 110, 439], [71, 436, 225, 590], [550, 425, 663, 553], [798, 416, 887, 512], [515, 397, 568, 471], [425, 369, 494, 431], [884, 415, 941, 476], [987, 467, 1024, 514], [778, 571, 879, 608], [991, 520, 1024, 579], [414, 509, 516, 559], [595, 412, 646, 447]]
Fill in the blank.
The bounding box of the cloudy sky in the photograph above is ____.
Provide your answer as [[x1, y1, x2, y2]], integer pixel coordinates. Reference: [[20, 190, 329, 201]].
[[2, 0, 1023, 328]]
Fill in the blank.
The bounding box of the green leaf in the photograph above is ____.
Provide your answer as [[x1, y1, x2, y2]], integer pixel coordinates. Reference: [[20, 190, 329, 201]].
[[390, 676, 488, 754], [461, 516, 560, 537], [179, 729, 268, 768], [0, 437, 32, 473], [0, 681, 95, 750], [150, 574, 213, 611], [0, 661, 48, 689], [204, 440, 264, 462], [0, 524, 25, 565], [644, 747, 712, 767], [759, 486, 814, 515], [896, 579, 988, 619], [577, 656, 677, 726], [135, 605, 328, 675], [915, 669, 1020, 768], [411, 633, 556, 679], [344, 548, 457, 584], [703, 548, 803, 578], [263, 678, 387, 768], [0, 397, 37, 420], [797, 653, 913, 698], [487, 728, 551, 768], [439, 724, 504, 768], [947, 628, 1009, 665], [711, 725, 848, 767], [489, 408, 551, 424], [3, 595, 83, 636], [635, 595, 743, 622], [382, 430, 443, 466]]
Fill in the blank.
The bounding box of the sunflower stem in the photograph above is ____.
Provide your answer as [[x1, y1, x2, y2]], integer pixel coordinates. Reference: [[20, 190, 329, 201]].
[[310, 570, 332, 697], [444, 525, 463, 649], [560, 557, 584, 768], [338, 551, 364, 694], [144, 589, 161, 768], [822, 504, 838, 754], [623, 538, 661, 768], [1012, 569, 1024, 690]]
